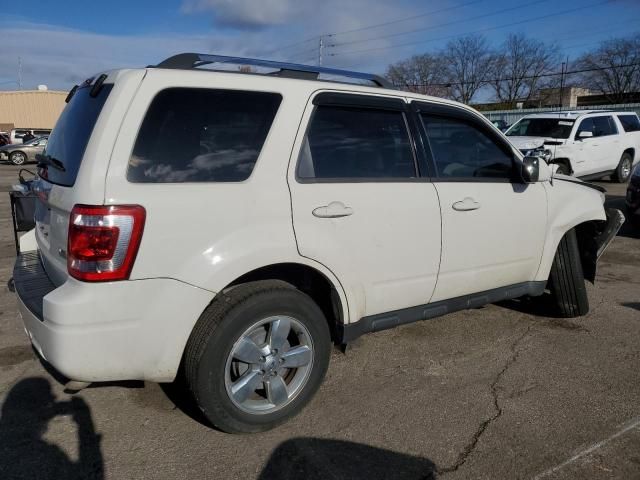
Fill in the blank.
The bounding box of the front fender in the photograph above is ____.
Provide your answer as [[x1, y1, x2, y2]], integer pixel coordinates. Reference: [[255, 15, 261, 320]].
[[576, 208, 625, 282], [535, 180, 606, 282]]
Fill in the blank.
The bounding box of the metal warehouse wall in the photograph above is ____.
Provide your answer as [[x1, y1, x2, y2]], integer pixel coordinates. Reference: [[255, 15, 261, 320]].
[[0, 90, 67, 130]]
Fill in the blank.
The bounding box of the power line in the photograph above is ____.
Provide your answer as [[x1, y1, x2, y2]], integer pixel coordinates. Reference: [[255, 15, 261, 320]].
[[330, 0, 612, 57], [265, 0, 485, 57], [325, 0, 485, 38], [398, 61, 640, 88], [329, 0, 551, 48]]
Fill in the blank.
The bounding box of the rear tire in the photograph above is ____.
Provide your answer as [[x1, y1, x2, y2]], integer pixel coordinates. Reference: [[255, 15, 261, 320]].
[[548, 229, 589, 317], [9, 151, 26, 165], [612, 152, 633, 183], [183, 280, 331, 433]]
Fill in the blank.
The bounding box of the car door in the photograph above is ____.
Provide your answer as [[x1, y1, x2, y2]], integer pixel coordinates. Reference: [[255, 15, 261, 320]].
[[573, 117, 611, 176], [411, 101, 547, 302], [288, 92, 442, 320], [591, 115, 621, 174]]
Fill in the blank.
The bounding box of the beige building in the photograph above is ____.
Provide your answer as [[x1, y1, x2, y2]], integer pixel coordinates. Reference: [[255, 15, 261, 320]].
[[0, 90, 67, 133]]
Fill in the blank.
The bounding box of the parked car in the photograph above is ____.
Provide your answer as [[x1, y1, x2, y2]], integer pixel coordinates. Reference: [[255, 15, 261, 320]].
[[491, 119, 509, 132], [12, 54, 624, 433], [0, 136, 48, 165], [626, 163, 640, 220], [10, 128, 52, 144], [505, 111, 640, 182]]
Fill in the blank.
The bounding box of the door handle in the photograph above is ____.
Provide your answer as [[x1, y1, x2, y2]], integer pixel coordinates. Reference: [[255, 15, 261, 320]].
[[452, 197, 480, 211], [312, 201, 354, 218]]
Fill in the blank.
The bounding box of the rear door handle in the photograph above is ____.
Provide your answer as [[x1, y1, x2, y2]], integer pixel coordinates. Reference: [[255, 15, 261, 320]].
[[312, 201, 354, 218], [452, 197, 480, 211]]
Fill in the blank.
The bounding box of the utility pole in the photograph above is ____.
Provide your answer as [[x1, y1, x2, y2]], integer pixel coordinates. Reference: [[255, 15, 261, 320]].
[[18, 56, 22, 90], [318, 36, 323, 66], [558, 56, 569, 110]]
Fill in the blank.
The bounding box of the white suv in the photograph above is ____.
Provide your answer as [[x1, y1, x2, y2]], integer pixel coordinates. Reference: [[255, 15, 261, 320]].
[[13, 54, 624, 433], [505, 111, 640, 182]]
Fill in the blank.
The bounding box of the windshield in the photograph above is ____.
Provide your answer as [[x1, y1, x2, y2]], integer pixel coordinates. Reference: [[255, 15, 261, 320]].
[[506, 118, 575, 139], [40, 83, 112, 186]]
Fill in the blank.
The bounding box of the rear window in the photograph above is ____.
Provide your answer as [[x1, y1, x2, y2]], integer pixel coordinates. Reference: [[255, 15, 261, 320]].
[[41, 84, 112, 186], [127, 88, 282, 183], [617, 114, 640, 132]]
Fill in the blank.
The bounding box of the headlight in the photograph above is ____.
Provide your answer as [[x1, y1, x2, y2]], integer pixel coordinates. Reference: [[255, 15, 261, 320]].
[[524, 147, 552, 162]]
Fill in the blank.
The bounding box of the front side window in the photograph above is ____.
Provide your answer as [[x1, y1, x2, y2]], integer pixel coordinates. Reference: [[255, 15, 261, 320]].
[[297, 105, 416, 180], [617, 114, 640, 132], [128, 88, 282, 183], [421, 115, 514, 180]]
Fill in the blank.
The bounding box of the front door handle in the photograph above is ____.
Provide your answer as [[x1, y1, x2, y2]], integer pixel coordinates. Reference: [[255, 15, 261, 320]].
[[452, 197, 480, 211], [312, 201, 354, 218]]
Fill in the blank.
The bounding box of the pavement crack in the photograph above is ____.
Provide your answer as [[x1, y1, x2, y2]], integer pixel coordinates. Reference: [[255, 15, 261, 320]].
[[437, 324, 533, 476]]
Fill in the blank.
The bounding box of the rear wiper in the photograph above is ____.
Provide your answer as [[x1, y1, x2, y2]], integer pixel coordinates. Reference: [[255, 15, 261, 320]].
[[35, 153, 66, 172]]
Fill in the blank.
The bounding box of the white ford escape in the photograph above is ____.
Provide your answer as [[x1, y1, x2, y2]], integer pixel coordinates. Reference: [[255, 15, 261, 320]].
[[13, 53, 624, 433]]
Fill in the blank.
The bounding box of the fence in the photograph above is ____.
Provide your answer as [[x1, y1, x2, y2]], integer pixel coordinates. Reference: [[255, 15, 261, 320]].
[[481, 103, 640, 126]]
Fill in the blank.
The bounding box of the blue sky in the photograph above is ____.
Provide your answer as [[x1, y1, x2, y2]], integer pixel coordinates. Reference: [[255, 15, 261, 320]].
[[1, 0, 639, 91]]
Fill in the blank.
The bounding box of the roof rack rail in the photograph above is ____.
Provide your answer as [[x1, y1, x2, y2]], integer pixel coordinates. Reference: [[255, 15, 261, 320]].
[[152, 53, 394, 89]]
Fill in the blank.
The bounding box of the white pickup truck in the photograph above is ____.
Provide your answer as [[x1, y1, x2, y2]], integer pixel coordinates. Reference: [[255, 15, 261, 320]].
[[505, 111, 640, 182]]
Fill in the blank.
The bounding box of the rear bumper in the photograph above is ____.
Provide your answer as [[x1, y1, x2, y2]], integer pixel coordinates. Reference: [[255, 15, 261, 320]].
[[14, 251, 214, 382]]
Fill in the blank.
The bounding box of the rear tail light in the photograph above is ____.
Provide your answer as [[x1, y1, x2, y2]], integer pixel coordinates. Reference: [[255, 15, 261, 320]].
[[68, 205, 146, 281]]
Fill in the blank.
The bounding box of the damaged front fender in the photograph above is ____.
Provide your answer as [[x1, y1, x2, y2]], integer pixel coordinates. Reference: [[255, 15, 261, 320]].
[[576, 208, 625, 283]]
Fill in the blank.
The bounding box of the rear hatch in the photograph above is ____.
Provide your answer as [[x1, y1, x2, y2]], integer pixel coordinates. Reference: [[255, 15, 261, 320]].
[[33, 81, 113, 286]]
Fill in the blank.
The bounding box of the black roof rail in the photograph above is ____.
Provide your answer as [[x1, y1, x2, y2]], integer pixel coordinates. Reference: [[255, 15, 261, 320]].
[[152, 53, 394, 89]]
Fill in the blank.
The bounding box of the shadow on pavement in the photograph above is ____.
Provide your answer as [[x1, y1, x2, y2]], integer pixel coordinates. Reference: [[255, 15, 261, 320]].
[[258, 438, 437, 480], [622, 302, 640, 312], [0, 377, 103, 480]]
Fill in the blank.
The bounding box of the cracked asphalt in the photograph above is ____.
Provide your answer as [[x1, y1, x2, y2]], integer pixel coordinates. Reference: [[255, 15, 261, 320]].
[[0, 163, 639, 479]]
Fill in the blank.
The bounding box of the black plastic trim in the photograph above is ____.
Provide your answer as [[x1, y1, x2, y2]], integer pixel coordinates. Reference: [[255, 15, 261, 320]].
[[13, 251, 55, 321], [339, 281, 546, 343], [555, 176, 607, 193]]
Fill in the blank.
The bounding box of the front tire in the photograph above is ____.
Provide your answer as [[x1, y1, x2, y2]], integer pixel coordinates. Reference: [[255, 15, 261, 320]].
[[9, 151, 26, 165], [612, 152, 633, 183], [554, 162, 570, 175], [548, 229, 589, 317], [183, 280, 331, 433]]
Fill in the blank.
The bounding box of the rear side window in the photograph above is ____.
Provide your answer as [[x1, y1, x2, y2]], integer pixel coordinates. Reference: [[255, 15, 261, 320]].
[[617, 114, 640, 132], [592, 116, 617, 137], [421, 115, 514, 180], [297, 106, 416, 180], [41, 84, 113, 186], [127, 88, 282, 183]]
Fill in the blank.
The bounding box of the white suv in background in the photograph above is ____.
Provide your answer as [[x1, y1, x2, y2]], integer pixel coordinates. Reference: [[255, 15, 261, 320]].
[[12, 54, 624, 433], [505, 111, 640, 182]]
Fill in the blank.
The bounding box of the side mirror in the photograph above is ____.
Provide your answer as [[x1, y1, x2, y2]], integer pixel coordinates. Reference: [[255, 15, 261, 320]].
[[521, 157, 551, 182], [577, 130, 593, 139]]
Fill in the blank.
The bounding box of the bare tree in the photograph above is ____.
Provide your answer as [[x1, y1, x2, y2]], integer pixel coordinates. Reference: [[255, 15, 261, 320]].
[[490, 33, 559, 105], [442, 34, 494, 104], [575, 34, 640, 103], [385, 53, 449, 97]]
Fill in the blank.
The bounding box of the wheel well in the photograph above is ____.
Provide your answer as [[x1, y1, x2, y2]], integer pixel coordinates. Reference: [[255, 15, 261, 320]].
[[550, 158, 572, 173], [226, 263, 344, 343], [623, 148, 635, 161], [574, 219, 608, 283]]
